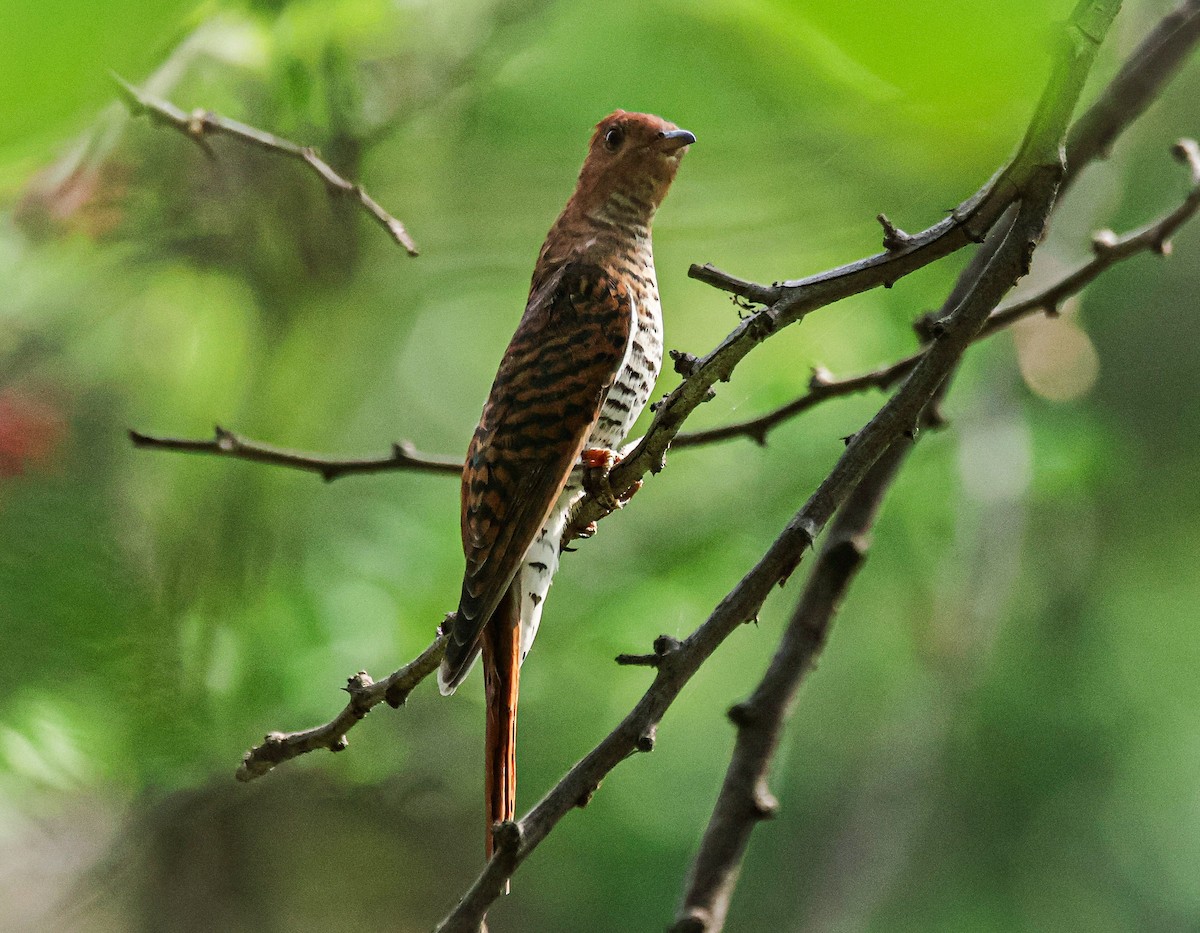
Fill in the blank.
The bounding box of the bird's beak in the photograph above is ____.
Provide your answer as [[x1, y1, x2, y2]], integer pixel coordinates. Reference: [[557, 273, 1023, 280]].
[[655, 129, 696, 152]]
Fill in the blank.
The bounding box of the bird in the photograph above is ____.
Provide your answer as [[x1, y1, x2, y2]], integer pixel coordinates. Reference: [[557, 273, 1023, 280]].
[[437, 111, 694, 863]]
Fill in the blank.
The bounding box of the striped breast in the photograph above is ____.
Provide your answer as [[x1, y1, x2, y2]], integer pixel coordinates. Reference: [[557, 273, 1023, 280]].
[[590, 248, 663, 449]]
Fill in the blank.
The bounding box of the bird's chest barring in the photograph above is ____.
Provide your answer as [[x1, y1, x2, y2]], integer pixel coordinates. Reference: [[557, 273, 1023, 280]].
[[592, 297, 662, 448]]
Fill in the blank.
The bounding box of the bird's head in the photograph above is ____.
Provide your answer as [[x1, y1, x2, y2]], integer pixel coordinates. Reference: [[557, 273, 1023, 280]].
[[572, 111, 694, 224]]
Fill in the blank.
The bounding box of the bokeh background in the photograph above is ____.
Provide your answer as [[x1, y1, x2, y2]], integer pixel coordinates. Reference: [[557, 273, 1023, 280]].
[[3, 1, 1200, 930]]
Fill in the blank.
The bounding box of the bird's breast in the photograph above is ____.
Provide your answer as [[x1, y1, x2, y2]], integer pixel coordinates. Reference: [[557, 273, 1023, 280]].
[[591, 256, 663, 450]]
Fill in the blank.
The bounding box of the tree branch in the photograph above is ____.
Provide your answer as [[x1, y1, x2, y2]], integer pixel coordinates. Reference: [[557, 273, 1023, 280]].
[[914, 0, 1200, 363], [665, 9, 1200, 925], [111, 73, 420, 256], [673, 137, 1200, 450], [236, 625, 449, 781], [666, 0, 1200, 458], [128, 425, 461, 480], [670, 438, 910, 933]]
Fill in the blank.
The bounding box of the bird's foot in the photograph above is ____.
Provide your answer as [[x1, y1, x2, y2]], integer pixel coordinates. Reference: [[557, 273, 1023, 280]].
[[582, 447, 623, 514]]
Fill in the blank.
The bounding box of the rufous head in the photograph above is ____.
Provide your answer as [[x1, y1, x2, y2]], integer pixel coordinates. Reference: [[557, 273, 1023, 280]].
[[572, 110, 694, 221]]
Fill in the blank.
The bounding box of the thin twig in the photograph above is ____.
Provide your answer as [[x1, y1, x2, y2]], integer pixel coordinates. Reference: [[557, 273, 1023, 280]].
[[236, 626, 449, 781], [1065, 0, 1200, 174], [128, 426, 461, 480], [674, 138, 1200, 450], [111, 73, 420, 256], [918, 0, 1200, 369]]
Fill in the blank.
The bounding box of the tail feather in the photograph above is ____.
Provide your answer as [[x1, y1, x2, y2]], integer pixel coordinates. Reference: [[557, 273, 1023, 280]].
[[437, 633, 478, 696], [482, 584, 520, 870]]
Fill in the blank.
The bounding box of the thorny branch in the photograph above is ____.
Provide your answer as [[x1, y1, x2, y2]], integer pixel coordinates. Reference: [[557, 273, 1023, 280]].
[[112, 73, 420, 255]]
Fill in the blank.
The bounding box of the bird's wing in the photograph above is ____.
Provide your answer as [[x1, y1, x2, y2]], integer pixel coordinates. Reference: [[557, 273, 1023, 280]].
[[443, 260, 633, 682]]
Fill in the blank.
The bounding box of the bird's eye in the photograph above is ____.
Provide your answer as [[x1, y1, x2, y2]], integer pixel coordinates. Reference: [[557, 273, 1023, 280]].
[[603, 126, 624, 151]]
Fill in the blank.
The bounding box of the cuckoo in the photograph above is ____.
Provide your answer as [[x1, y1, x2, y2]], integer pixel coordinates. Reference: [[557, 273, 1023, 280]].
[[438, 111, 694, 862]]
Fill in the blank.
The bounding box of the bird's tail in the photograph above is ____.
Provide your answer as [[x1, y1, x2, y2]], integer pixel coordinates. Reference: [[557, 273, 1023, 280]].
[[481, 583, 520, 880]]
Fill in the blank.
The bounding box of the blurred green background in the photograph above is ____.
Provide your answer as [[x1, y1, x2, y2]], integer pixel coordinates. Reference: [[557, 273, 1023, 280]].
[[3, 1, 1200, 930]]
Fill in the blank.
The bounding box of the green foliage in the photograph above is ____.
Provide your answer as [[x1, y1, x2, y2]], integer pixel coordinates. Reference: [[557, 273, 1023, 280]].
[[2, 0, 1200, 930]]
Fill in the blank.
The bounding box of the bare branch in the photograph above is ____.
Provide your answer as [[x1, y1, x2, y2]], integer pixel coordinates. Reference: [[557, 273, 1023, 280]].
[[686, 264, 778, 305], [111, 73, 420, 256], [671, 438, 910, 933], [128, 426, 461, 480], [665, 10, 1200, 924], [666, 0, 1200, 460], [236, 625, 449, 781], [674, 139, 1200, 450], [928, 0, 1200, 352]]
